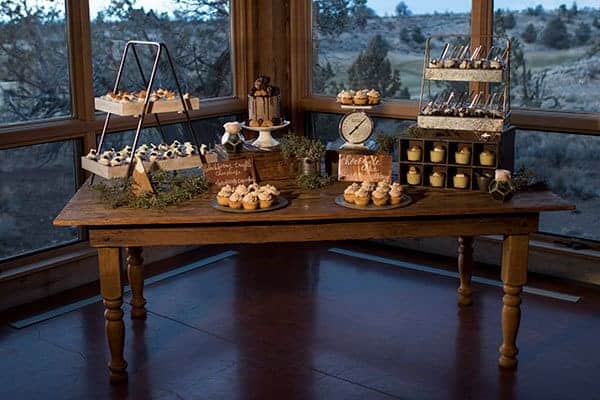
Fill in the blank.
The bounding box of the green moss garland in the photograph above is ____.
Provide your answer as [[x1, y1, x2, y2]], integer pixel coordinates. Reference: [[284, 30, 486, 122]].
[[296, 174, 335, 190]]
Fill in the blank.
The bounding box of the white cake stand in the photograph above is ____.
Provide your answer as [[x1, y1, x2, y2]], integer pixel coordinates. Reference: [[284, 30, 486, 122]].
[[241, 120, 290, 149]]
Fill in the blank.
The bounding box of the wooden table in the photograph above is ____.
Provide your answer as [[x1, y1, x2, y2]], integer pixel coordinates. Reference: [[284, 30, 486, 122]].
[[54, 183, 573, 382]]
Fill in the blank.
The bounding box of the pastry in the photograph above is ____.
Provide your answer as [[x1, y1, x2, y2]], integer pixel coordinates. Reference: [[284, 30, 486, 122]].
[[217, 186, 232, 206], [407, 145, 422, 161], [389, 184, 403, 205], [371, 189, 389, 207], [341, 90, 354, 105], [110, 157, 123, 166], [149, 151, 161, 162], [479, 150, 495, 166], [407, 166, 421, 185], [430, 145, 445, 163], [234, 184, 249, 196], [429, 171, 445, 188], [242, 192, 259, 210], [353, 90, 368, 106], [258, 191, 274, 209], [260, 184, 280, 198], [343, 184, 358, 204], [354, 188, 370, 207], [453, 173, 469, 189], [376, 181, 390, 192], [248, 183, 260, 192], [455, 146, 471, 165], [228, 193, 243, 209], [248, 75, 282, 127], [360, 181, 375, 192], [99, 154, 111, 166], [367, 89, 381, 105], [85, 149, 97, 160]]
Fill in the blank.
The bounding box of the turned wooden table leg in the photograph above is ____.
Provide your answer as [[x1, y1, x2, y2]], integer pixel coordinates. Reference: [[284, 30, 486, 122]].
[[127, 247, 147, 320], [98, 248, 128, 383], [498, 234, 529, 369], [457, 236, 474, 306]]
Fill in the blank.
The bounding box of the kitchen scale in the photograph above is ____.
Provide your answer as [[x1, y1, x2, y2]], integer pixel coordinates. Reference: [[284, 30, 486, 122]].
[[338, 104, 375, 150]]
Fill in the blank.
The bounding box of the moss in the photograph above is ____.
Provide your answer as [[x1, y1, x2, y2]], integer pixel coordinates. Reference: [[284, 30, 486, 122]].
[[296, 174, 336, 190]]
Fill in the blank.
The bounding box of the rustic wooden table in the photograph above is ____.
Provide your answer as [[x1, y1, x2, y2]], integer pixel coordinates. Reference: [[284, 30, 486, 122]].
[[54, 182, 573, 382]]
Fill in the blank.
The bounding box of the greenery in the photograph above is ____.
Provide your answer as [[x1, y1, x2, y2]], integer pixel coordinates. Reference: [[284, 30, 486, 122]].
[[375, 134, 398, 155], [574, 22, 591, 45], [92, 171, 209, 209], [541, 17, 570, 49], [296, 173, 336, 190], [521, 23, 538, 44], [280, 134, 326, 161]]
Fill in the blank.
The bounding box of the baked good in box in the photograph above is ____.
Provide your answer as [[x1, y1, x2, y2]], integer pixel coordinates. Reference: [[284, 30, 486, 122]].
[[453, 173, 469, 189], [429, 171, 445, 188], [430, 145, 445, 163], [479, 150, 495, 166], [455, 146, 471, 165], [407, 145, 422, 161], [407, 166, 421, 185], [247, 76, 282, 127]]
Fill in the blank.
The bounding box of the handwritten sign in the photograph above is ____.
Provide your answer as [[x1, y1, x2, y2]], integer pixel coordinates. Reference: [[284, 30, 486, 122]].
[[338, 154, 392, 183], [203, 158, 256, 188]]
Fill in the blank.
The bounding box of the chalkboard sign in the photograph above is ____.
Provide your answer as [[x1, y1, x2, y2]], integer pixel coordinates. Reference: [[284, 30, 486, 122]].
[[203, 158, 256, 188], [338, 154, 393, 183]]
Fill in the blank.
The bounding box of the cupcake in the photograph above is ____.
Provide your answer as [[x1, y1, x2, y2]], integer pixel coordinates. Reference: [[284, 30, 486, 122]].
[[354, 188, 370, 207], [228, 192, 243, 209], [344, 183, 359, 204], [455, 146, 471, 165], [360, 181, 375, 192], [248, 183, 260, 192], [242, 192, 259, 210], [430, 145, 445, 163], [261, 184, 280, 198], [340, 90, 354, 105], [429, 171, 445, 188], [258, 191, 274, 209], [217, 186, 233, 206], [371, 189, 389, 207], [99, 154, 111, 166], [234, 184, 249, 196], [376, 181, 390, 192], [479, 150, 495, 166], [353, 90, 368, 106], [389, 184, 403, 205], [407, 166, 421, 185], [453, 173, 469, 189], [407, 145, 422, 161], [367, 89, 381, 105]]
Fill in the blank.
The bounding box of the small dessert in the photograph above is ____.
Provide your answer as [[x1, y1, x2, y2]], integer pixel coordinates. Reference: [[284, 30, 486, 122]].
[[354, 188, 370, 207], [490, 59, 502, 69], [453, 173, 469, 189], [261, 184, 280, 198], [217, 186, 233, 206], [367, 89, 381, 105], [459, 59, 471, 69], [376, 181, 390, 192], [455, 146, 471, 165], [234, 184, 249, 196], [164, 149, 175, 159], [258, 191, 274, 209], [429, 171, 445, 188], [85, 149, 97, 160], [343, 183, 359, 204], [371, 189, 389, 207], [479, 150, 495, 166], [353, 90, 368, 106], [407, 166, 421, 185], [360, 181, 375, 192], [389, 184, 403, 205], [247, 75, 282, 127], [110, 157, 123, 167], [430, 145, 446, 163], [99, 154, 111, 166], [248, 183, 260, 192], [443, 58, 457, 68], [340, 90, 354, 105], [228, 193, 243, 209], [407, 145, 422, 161], [242, 192, 259, 210]]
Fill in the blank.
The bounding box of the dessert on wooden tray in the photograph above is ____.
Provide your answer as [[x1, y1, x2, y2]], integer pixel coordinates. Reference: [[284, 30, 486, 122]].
[[340, 181, 405, 208], [336, 88, 381, 106], [85, 140, 202, 166], [247, 76, 283, 127], [213, 184, 282, 212], [95, 88, 200, 115]]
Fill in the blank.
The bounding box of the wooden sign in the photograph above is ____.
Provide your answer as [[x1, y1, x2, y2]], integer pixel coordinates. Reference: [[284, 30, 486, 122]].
[[203, 158, 256, 187], [131, 158, 155, 197], [338, 154, 393, 182]]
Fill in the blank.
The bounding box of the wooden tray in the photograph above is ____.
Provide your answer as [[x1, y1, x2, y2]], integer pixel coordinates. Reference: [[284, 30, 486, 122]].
[[417, 115, 505, 132], [211, 196, 289, 213], [335, 194, 412, 211], [424, 68, 504, 83], [81, 155, 203, 179], [95, 96, 200, 116]]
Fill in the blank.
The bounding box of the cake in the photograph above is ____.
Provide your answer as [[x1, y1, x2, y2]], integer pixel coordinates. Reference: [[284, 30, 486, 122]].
[[480, 150, 495, 166], [430, 145, 446, 163], [430, 171, 445, 188], [455, 146, 471, 165], [453, 173, 469, 189], [407, 166, 421, 185], [407, 145, 422, 161], [247, 76, 282, 127]]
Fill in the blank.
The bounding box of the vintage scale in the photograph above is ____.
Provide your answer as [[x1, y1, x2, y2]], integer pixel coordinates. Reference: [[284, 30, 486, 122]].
[[338, 104, 376, 150]]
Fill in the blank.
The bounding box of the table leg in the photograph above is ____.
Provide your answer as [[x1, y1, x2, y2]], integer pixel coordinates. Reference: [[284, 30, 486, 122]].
[[498, 234, 529, 369], [127, 247, 147, 320], [457, 236, 474, 306], [98, 248, 128, 383]]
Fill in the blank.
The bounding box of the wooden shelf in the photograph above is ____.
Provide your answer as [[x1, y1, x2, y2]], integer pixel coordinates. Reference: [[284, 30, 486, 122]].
[[81, 155, 203, 179], [417, 115, 505, 133], [94, 96, 200, 116], [424, 67, 504, 83]]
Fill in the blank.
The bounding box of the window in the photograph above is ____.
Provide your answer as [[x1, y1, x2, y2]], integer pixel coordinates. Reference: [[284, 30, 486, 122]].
[[515, 130, 600, 241], [0, 141, 79, 261], [90, 0, 233, 99], [312, 0, 471, 100], [0, 1, 71, 125], [494, 1, 600, 112]]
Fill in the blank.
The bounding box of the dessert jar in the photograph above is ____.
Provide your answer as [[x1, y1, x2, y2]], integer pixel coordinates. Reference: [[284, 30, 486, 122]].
[[453, 173, 469, 189]]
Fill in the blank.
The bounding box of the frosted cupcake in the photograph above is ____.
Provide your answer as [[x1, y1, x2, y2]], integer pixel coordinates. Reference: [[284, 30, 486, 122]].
[[367, 89, 381, 105], [376, 181, 390, 192], [429, 171, 445, 188], [389, 184, 403, 205], [479, 150, 495, 166], [407, 166, 421, 185], [228, 192, 243, 209], [340, 90, 354, 105], [407, 145, 422, 161], [354, 188, 370, 207], [258, 191, 274, 209], [455, 146, 471, 165], [217, 186, 233, 206], [353, 90, 368, 106], [361, 181, 376, 192], [371, 188, 389, 207], [430, 145, 445, 163], [453, 173, 469, 189], [344, 183, 359, 204], [248, 183, 260, 192], [234, 184, 249, 196], [242, 192, 259, 210]]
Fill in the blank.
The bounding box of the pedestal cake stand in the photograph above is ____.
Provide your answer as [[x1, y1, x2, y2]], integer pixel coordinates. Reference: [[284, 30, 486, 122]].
[[241, 120, 290, 149]]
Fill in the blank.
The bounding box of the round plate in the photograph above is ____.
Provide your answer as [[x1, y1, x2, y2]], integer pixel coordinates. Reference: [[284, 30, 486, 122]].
[[334, 194, 412, 211], [211, 196, 289, 213], [240, 120, 290, 132]]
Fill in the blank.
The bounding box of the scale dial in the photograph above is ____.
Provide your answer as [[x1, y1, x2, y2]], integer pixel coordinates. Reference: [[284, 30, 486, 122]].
[[339, 111, 374, 145]]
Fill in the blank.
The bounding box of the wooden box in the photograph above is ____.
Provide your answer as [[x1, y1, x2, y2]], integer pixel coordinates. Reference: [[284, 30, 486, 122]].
[[215, 145, 297, 182], [94, 96, 200, 116], [82, 155, 203, 179]]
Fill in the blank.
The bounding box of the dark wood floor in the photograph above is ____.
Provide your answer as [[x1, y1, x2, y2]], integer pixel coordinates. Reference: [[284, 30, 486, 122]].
[[1, 242, 599, 400]]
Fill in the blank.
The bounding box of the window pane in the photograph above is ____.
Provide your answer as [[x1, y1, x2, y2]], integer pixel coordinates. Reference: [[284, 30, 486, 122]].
[[515, 130, 600, 241], [494, 1, 600, 112], [312, 0, 471, 100], [0, 141, 79, 261], [0, 1, 71, 125], [90, 1, 233, 99]]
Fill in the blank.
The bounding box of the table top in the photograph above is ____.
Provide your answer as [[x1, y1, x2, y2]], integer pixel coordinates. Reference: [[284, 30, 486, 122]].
[[54, 180, 574, 228]]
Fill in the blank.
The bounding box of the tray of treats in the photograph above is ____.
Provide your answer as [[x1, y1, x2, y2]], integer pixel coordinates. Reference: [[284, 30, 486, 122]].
[[336, 181, 412, 211], [211, 183, 288, 213], [95, 88, 200, 116], [336, 89, 381, 108], [82, 140, 204, 179]]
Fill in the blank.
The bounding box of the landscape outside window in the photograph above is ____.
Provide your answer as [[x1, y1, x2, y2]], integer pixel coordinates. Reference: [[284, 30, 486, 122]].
[[494, 1, 599, 112], [312, 0, 471, 100], [515, 130, 600, 241], [90, 0, 233, 99], [0, 141, 79, 261], [0, 1, 71, 125]]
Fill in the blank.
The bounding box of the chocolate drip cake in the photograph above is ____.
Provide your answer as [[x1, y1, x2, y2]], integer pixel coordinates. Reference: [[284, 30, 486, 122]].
[[247, 75, 282, 127]]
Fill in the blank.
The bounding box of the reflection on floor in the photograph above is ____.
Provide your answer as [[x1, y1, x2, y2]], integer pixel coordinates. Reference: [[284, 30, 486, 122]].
[[0, 242, 599, 400]]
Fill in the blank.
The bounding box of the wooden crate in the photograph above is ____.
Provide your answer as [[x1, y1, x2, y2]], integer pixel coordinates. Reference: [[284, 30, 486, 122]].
[[82, 155, 203, 179], [215, 145, 298, 182], [94, 96, 200, 116]]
